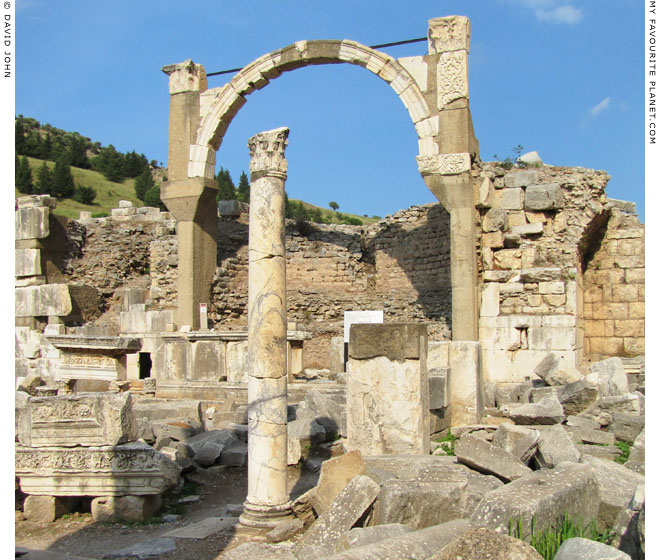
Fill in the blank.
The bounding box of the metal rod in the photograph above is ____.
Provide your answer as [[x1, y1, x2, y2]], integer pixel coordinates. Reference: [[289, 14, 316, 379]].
[[206, 36, 427, 78]]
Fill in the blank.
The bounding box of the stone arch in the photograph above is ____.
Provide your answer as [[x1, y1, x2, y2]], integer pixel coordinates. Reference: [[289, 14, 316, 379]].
[[187, 40, 433, 180]]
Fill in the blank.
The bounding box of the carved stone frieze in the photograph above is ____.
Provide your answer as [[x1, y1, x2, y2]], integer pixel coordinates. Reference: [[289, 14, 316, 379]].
[[15, 442, 181, 496], [427, 16, 471, 54], [248, 127, 290, 178], [437, 51, 468, 109], [416, 153, 471, 176], [18, 393, 137, 448]]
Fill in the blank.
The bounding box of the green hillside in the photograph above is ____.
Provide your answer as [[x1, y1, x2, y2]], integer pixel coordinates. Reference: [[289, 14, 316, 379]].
[[15, 157, 144, 219]]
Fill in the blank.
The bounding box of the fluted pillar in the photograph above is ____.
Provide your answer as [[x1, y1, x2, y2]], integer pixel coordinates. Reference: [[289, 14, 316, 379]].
[[239, 127, 293, 528]]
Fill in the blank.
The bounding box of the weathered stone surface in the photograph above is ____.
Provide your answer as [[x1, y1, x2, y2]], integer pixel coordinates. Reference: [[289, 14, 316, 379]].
[[566, 426, 615, 446], [103, 537, 177, 559], [15, 284, 72, 317], [589, 358, 630, 397], [455, 434, 531, 481], [192, 441, 224, 467], [348, 323, 426, 361], [580, 455, 645, 529], [553, 537, 632, 560], [625, 427, 645, 472], [18, 393, 137, 448], [324, 519, 469, 560], [310, 450, 366, 517], [152, 419, 200, 442], [505, 395, 564, 425], [220, 440, 247, 467], [495, 382, 532, 407], [534, 425, 581, 468], [524, 183, 563, 210], [295, 475, 379, 558], [576, 443, 621, 462], [288, 416, 326, 447], [491, 424, 539, 463], [91, 495, 162, 523], [580, 394, 641, 426], [23, 495, 71, 523], [510, 222, 544, 236], [304, 389, 346, 437], [504, 170, 539, 188], [15, 248, 42, 277], [483, 208, 508, 232], [608, 413, 644, 443], [344, 524, 411, 549], [225, 542, 297, 560], [16, 442, 181, 496], [611, 507, 641, 560], [519, 267, 562, 282], [534, 353, 583, 386], [566, 415, 601, 430], [470, 462, 599, 536], [431, 527, 544, 560], [556, 379, 599, 416], [373, 478, 467, 529], [15, 206, 50, 240]]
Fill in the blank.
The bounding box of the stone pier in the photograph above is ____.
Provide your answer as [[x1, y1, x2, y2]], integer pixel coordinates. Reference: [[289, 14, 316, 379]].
[[239, 127, 293, 528]]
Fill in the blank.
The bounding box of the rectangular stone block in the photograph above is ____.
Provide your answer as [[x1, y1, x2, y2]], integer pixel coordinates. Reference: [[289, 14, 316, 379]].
[[347, 324, 429, 455], [525, 183, 564, 210], [510, 222, 544, 236], [539, 281, 565, 295], [15, 248, 42, 277], [191, 340, 225, 381], [226, 340, 248, 383], [504, 170, 539, 188], [18, 393, 137, 447], [480, 283, 500, 317], [15, 284, 72, 317], [15, 206, 50, 240], [496, 188, 524, 210], [448, 341, 483, 425], [329, 336, 345, 373]]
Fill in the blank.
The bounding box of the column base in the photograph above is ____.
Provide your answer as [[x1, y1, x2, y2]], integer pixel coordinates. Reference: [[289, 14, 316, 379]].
[[239, 500, 294, 528]]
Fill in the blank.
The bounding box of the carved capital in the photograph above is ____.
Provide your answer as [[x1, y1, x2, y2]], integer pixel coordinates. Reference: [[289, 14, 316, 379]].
[[248, 127, 290, 179], [428, 16, 471, 54], [161, 59, 208, 94], [416, 152, 471, 176]]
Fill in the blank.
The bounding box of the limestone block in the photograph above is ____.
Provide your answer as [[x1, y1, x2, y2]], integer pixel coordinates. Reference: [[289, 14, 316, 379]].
[[496, 188, 524, 210], [415, 115, 439, 139], [429, 369, 448, 409], [295, 475, 380, 558], [91, 495, 162, 523], [310, 450, 366, 516], [23, 495, 72, 523], [428, 16, 471, 53], [417, 136, 438, 156], [374, 478, 467, 529], [329, 336, 345, 373], [15, 248, 42, 277], [565, 426, 615, 446], [505, 395, 565, 425], [510, 222, 544, 236], [476, 176, 494, 209], [534, 425, 581, 468], [416, 152, 470, 176], [554, 380, 598, 416], [519, 267, 562, 283], [304, 389, 346, 437], [433, 528, 545, 560], [554, 538, 632, 560], [446, 342, 482, 425], [15, 206, 50, 240], [508, 211, 527, 227], [608, 413, 644, 443], [481, 283, 500, 317], [525, 183, 564, 211], [504, 170, 539, 188], [17, 194, 57, 209], [539, 281, 565, 294], [397, 56, 427, 91], [493, 249, 521, 270], [15, 284, 72, 317], [287, 437, 301, 465], [491, 424, 540, 463], [344, 524, 411, 550], [589, 358, 630, 397], [226, 340, 248, 383], [428, 341, 449, 369], [534, 353, 582, 386], [18, 393, 137, 448], [191, 340, 225, 381], [483, 208, 509, 233], [580, 455, 645, 529], [162, 59, 207, 94], [455, 434, 531, 482], [16, 442, 181, 496], [470, 462, 599, 536]]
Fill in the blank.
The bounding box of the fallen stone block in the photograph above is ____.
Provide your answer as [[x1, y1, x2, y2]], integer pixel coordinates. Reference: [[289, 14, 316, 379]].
[[534, 353, 582, 386], [534, 425, 581, 468], [455, 433, 532, 482], [580, 394, 641, 426], [304, 389, 346, 437], [432, 527, 544, 560], [187, 428, 237, 456], [566, 415, 601, 430], [163, 516, 238, 539], [608, 413, 644, 443], [220, 440, 247, 467], [556, 379, 599, 416], [91, 495, 162, 523], [576, 444, 621, 462], [589, 357, 630, 397], [504, 395, 565, 425], [470, 462, 599, 536], [373, 478, 467, 530], [611, 507, 642, 560], [324, 519, 469, 560], [288, 416, 326, 448], [103, 537, 177, 559], [224, 542, 297, 560], [495, 382, 532, 407], [295, 475, 380, 559], [152, 419, 201, 442], [566, 426, 615, 446], [343, 523, 411, 550], [287, 437, 301, 465], [624, 428, 645, 473], [580, 455, 645, 530], [18, 393, 137, 448], [266, 517, 305, 543], [309, 450, 366, 517], [491, 424, 540, 463], [553, 537, 632, 560]]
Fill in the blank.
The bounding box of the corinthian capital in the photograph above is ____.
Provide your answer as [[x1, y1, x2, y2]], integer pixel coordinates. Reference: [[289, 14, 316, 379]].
[[248, 127, 290, 179]]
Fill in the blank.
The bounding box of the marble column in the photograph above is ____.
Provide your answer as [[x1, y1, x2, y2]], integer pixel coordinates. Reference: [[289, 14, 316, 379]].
[[239, 127, 293, 528]]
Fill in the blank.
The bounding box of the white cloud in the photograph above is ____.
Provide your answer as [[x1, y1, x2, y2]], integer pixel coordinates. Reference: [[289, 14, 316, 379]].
[[506, 0, 584, 25], [590, 97, 612, 117]]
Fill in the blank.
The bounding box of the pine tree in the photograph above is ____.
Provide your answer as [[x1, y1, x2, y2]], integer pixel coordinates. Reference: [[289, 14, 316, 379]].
[[92, 145, 125, 182], [134, 167, 155, 201], [15, 118, 26, 155], [216, 167, 236, 200], [41, 133, 52, 160], [16, 156, 34, 194], [123, 150, 149, 178], [66, 135, 90, 169], [52, 158, 75, 198], [36, 161, 54, 195], [144, 185, 166, 210], [236, 171, 250, 202]]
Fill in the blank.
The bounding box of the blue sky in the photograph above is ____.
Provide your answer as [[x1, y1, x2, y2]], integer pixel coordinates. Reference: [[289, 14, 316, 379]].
[[13, 0, 645, 220]]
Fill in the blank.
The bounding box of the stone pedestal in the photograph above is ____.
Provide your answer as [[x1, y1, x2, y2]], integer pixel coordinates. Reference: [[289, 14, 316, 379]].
[[347, 323, 430, 455], [240, 127, 293, 528]]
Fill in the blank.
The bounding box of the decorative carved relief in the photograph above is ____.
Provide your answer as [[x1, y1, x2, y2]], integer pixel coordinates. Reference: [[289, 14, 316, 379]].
[[427, 16, 471, 54], [416, 153, 471, 176], [15, 446, 161, 472], [248, 127, 290, 177], [437, 52, 468, 110]]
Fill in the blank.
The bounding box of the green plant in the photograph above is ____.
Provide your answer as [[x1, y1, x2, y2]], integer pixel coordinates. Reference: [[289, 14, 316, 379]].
[[74, 185, 97, 204], [181, 481, 199, 497], [92, 211, 109, 218], [509, 514, 614, 560], [434, 429, 456, 456], [614, 440, 631, 464]]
